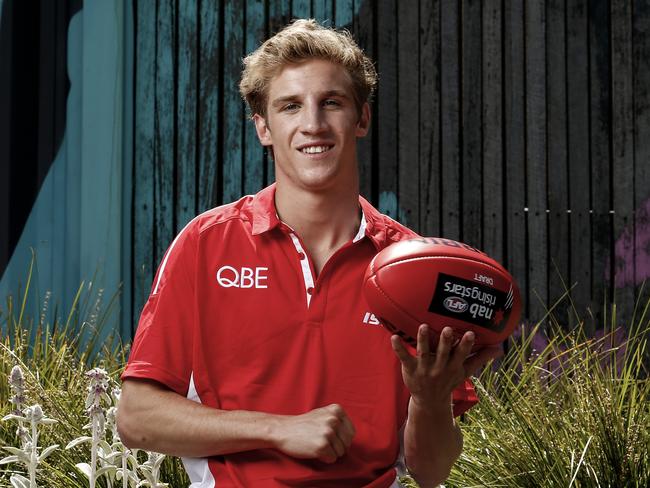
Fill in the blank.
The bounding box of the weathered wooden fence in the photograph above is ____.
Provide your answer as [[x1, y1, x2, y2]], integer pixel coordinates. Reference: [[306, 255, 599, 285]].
[[131, 0, 650, 335]]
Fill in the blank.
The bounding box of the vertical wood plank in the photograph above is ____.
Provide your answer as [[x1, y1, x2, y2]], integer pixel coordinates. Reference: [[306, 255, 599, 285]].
[[177, 0, 198, 228], [461, 0, 482, 248], [334, 0, 353, 27], [634, 0, 650, 301], [525, 0, 548, 321], [482, 0, 503, 262], [36, 0, 58, 296], [354, 0, 374, 201], [419, 0, 441, 236], [155, 0, 176, 261], [52, 0, 70, 300], [122, 0, 135, 338], [267, 0, 292, 183], [504, 0, 527, 317], [567, 0, 591, 327], [313, 0, 333, 23], [198, 0, 220, 211], [134, 0, 157, 318], [611, 0, 635, 325], [376, 0, 399, 219], [397, 0, 419, 230], [547, 0, 570, 323], [440, 0, 461, 239], [223, 0, 245, 204], [244, 0, 265, 195], [292, 0, 311, 20], [589, 0, 612, 326], [269, 0, 292, 33]]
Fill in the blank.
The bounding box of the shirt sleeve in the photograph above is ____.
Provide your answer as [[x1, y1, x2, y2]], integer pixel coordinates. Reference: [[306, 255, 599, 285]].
[[121, 220, 198, 397], [452, 378, 479, 416]]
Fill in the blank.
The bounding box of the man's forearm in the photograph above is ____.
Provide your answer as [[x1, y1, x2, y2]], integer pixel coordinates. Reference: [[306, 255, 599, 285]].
[[116, 379, 356, 462], [403, 397, 463, 488], [116, 379, 279, 457]]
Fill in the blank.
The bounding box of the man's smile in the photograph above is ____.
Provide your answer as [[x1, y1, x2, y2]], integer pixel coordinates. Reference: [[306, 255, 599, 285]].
[[299, 145, 334, 154]]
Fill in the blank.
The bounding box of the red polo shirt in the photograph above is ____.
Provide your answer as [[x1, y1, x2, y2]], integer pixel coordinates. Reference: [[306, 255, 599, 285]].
[[122, 184, 477, 488]]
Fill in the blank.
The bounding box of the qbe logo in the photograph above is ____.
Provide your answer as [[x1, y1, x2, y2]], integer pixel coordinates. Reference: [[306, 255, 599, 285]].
[[443, 296, 468, 313], [216, 266, 268, 289]]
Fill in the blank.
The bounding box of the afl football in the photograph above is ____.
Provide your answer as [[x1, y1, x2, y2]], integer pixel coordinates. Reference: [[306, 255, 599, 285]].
[[363, 237, 521, 348]]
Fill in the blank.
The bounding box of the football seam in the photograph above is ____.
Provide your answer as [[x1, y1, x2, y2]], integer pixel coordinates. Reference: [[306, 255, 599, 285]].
[[369, 277, 425, 335], [379, 255, 510, 279]]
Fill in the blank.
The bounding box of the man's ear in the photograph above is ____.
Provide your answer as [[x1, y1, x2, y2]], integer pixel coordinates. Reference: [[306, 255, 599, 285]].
[[253, 114, 273, 146], [356, 102, 371, 137]]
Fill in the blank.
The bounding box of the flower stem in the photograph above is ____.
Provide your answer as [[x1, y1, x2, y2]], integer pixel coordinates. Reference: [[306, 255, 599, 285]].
[[122, 452, 128, 488], [90, 423, 97, 488], [30, 418, 37, 488]]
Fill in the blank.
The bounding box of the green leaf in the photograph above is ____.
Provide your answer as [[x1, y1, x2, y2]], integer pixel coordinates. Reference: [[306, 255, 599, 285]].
[[38, 444, 60, 462], [66, 436, 93, 449], [75, 462, 92, 479], [2, 414, 27, 422], [2, 447, 30, 461], [0, 455, 21, 465], [96, 465, 117, 478], [10, 474, 30, 488]]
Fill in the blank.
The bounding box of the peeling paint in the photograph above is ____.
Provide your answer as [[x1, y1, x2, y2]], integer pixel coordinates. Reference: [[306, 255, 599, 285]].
[[608, 198, 650, 288], [378, 191, 409, 226]]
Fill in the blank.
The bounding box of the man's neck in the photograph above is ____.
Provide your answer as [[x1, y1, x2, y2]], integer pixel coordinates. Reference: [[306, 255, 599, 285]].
[[274, 182, 361, 273]]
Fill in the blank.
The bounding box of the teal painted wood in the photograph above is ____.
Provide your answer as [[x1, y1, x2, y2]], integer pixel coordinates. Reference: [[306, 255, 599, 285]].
[[397, 0, 419, 230], [525, 0, 548, 319], [79, 0, 128, 341], [419, 0, 441, 236], [266, 0, 291, 184], [35, 0, 57, 301], [354, 0, 374, 201], [313, 0, 333, 23], [292, 0, 311, 19], [461, 0, 482, 248], [376, 0, 398, 219], [123, 0, 650, 331], [61, 10, 83, 325], [482, 0, 503, 263], [177, 0, 199, 229], [504, 0, 527, 317], [197, 0, 220, 212], [155, 0, 177, 261], [440, 0, 461, 240], [133, 0, 157, 320], [611, 0, 635, 322], [589, 0, 611, 327], [244, 0, 265, 196], [334, 0, 353, 27], [121, 0, 135, 339], [547, 0, 570, 323], [269, 0, 291, 35], [223, 0, 245, 204], [567, 0, 591, 324]]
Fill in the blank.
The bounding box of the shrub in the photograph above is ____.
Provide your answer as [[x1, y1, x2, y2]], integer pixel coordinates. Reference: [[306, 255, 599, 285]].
[[445, 291, 650, 487], [0, 260, 189, 487]]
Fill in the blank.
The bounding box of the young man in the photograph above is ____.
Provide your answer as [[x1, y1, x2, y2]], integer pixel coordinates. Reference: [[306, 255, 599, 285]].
[[117, 19, 501, 488]]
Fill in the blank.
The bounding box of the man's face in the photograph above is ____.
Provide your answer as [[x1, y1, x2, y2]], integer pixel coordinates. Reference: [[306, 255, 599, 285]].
[[253, 59, 370, 193]]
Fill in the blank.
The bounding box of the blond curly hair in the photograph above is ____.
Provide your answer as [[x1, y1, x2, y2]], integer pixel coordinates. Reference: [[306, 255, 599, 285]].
[[239, 19, 377, 117]]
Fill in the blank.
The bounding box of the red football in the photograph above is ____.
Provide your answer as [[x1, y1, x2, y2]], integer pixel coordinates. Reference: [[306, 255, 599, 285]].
[[363, 237, 521, 349]]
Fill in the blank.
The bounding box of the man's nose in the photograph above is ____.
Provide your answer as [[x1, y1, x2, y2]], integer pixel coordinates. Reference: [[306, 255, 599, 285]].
[[300, 104, 327, 133]]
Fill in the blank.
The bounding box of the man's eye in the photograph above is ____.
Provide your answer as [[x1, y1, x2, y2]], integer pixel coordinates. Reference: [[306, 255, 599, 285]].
[[283, 103, 299, 111], [323, 99, 340, 107]]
